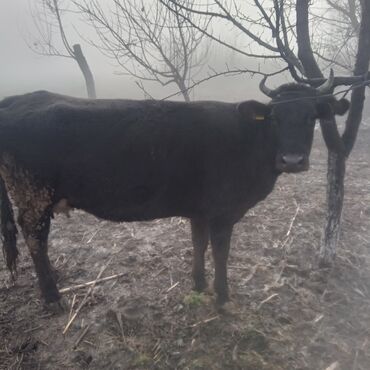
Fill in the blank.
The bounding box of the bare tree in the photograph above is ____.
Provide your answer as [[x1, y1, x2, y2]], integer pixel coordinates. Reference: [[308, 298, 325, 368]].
[[28, 0, 97, 98], [162, 0, 370, 265], [310, 1, 360, 72], [74, 0, 210, 101], [296, 0, 370, 265]]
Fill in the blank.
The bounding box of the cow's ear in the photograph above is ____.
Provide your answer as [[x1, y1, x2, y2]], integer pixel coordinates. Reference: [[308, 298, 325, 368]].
[[237, 100, 271, 122], [316, 98, 350, 119], [332, 98, 350, 116]]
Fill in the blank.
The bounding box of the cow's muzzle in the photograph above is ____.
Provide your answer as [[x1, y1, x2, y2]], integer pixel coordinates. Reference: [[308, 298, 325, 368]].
[[275, 153, 309, 173]]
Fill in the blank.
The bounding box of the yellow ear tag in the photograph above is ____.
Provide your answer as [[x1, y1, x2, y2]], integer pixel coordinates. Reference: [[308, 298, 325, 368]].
[[254, 115, 265, 121]]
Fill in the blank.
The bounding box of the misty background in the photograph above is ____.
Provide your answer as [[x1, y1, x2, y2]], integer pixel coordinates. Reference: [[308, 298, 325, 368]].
[[0, 0, 281, 102], [1, 1, 368, 119]]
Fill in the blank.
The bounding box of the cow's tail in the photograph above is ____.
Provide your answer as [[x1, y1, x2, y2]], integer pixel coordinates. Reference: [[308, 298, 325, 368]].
[[0, 176, 18, 278]]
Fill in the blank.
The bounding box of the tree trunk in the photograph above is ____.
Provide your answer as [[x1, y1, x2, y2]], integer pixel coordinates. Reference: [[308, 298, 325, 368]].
[[297, 0, 370, 266], [177, 79, 190, 102], [319, 0, 370, 265], [319, 151, 345, 266], [73, 44, 97, 99]]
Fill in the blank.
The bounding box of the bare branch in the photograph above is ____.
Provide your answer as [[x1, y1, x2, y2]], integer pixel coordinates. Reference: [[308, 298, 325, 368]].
[[75, 0, 211, 101], [160, 0, 282, 59], [296, 1, 323, 79], [161, 66, 290, 101]]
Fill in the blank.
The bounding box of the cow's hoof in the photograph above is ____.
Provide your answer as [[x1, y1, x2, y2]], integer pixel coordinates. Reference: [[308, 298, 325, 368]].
[[43, 297, 68, 314], [216, 301, 237, 316], [318, 256, 334, 269], [50, 267, 60, 282], [214, 291, 229, 307], [203, 286, 214, 295]]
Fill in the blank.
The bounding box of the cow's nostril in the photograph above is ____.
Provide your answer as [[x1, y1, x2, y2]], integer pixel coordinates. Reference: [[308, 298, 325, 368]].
[[281, 154, 305, 166]]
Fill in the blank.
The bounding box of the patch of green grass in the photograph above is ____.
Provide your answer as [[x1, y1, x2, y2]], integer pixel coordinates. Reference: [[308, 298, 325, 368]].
[[183, 292, 207, 307], [132, 353, 152, 368]]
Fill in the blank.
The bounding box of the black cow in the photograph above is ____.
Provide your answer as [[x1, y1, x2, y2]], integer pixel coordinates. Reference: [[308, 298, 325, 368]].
[[0, 74, 349, 308]]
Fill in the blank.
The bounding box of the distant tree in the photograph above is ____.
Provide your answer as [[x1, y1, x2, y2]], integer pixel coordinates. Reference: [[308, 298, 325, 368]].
[[162, 0, 370, 265], [28, 0, 97, 98], [74, 0, 210, 101]]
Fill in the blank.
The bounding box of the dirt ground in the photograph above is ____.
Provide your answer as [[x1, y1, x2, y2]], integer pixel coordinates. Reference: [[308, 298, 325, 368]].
[[1, 126, 370, 370]]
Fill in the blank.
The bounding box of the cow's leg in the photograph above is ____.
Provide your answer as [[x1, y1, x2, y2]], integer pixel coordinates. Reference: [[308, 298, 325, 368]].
[[18, 208, 60, 304], [0, 176, 18, 277], [209, 221, 233, 305], [190, 218, 209, 292]]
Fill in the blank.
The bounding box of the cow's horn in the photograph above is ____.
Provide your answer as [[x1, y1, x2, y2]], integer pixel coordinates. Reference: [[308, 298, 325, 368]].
[[317, 69, 335, 95], [259, 75, 276, 98]]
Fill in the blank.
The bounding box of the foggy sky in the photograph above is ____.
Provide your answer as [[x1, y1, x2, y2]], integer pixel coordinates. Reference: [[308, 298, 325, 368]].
[[0, 0, 273, 102], [0, 0, 139, 99]]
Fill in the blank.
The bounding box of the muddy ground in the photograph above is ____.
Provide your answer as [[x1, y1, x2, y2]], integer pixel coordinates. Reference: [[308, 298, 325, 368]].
[[1, 127, 370, 370]]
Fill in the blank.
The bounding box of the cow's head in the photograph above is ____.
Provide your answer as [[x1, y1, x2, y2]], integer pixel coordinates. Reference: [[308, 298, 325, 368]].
[[238, 71, 350, 173]]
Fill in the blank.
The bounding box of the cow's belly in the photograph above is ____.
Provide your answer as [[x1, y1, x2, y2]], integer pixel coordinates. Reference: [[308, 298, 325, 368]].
[[76, 197, 195, 222], [79, 205, 187, 222], [60, 178, 202, 222]]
